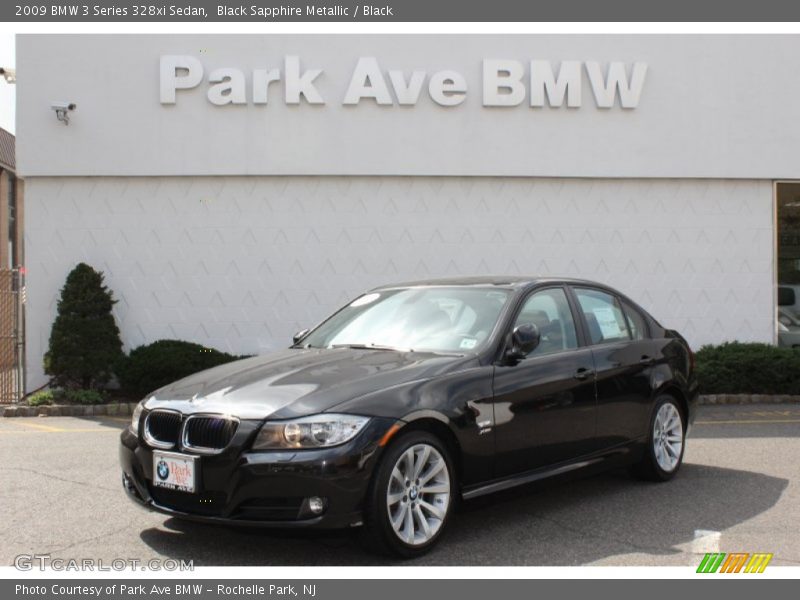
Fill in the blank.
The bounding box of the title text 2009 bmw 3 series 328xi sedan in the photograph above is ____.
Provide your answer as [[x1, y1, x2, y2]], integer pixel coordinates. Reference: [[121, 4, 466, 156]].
[[119, 276, 698, 557]]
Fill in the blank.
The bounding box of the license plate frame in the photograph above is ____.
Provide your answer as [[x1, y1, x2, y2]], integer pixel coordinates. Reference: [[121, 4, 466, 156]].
[[152, 450, 198, 494]]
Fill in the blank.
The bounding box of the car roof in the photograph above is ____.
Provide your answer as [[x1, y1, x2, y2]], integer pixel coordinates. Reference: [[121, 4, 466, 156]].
[[370, 276, 610, 291]]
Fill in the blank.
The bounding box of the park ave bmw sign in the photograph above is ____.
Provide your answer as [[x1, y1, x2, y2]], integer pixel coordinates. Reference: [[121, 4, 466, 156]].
[[159, 55, 648, 108]]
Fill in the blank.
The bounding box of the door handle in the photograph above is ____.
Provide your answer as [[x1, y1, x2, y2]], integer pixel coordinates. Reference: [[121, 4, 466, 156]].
[[574, 367, 594, 381], [640, 355, 656, 366]]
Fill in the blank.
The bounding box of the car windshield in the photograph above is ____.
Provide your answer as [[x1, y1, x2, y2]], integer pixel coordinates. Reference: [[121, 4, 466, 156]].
[[299, 287, 512, 353]]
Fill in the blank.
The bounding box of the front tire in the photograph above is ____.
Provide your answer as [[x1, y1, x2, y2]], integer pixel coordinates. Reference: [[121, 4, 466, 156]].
[[631, 395, 686, 482], [362, 431, 455, 558]]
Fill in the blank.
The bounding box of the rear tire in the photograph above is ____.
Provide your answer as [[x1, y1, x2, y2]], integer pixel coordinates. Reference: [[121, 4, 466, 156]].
[[361, 431, 455, 558], [631, 394, 686, 482]]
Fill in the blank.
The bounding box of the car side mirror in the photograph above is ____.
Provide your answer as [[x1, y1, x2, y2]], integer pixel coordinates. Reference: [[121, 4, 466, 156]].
[[506, 323, 540, 361], [293, 328, 310, 345]]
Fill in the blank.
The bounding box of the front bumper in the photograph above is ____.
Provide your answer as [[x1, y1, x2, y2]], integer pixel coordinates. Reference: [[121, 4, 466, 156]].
[[119, 416, 398, 529]]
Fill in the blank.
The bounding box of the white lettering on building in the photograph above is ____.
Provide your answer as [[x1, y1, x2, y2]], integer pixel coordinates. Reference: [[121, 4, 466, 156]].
[[159, 56, 647, 109]]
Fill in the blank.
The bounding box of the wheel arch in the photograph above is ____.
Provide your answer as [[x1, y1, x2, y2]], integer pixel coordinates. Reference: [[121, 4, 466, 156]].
[[390, 412, 464, 487], [653, 383, 689, 424]]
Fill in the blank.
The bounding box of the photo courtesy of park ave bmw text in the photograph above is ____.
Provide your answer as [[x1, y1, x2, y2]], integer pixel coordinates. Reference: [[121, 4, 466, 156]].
[[18, 34, 800, 391]]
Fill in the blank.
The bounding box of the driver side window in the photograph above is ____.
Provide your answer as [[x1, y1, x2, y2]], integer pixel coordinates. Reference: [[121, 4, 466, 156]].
[[514, 288, 578, 356]]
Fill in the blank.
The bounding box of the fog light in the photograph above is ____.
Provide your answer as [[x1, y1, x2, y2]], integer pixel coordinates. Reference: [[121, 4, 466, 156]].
[[308, 496, 325, 514]]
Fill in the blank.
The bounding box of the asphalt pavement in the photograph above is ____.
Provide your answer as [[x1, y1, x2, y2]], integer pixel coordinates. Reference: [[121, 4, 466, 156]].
[[1, 404, 798, 566]]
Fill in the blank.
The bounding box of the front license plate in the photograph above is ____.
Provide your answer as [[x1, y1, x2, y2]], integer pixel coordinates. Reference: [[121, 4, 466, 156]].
[[152, 450, 197, 493]]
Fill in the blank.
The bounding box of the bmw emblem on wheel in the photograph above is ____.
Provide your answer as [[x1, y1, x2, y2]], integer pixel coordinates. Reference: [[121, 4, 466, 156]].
[[156, 459, 169, 480]]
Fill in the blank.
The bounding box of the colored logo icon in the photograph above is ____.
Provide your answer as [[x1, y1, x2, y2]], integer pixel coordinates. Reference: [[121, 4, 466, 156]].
[[697, 552, 773, 573], [156, 459, 169, 480]]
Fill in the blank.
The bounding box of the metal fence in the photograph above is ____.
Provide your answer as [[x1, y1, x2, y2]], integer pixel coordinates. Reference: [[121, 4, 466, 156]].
[[0, 268, 24, 403]]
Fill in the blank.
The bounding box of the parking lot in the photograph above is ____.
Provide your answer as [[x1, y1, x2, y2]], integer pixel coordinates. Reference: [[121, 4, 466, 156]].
[[1, 405, 799, 567]]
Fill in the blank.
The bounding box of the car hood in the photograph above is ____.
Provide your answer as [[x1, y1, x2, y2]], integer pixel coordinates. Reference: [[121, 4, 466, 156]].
[[144, 347, 473, 419]]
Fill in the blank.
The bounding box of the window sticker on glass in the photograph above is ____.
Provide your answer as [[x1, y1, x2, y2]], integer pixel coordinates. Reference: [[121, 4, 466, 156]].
[[593, 307, 624, 338], [350, 293, 380, 307], [459, 337, 478, 350]]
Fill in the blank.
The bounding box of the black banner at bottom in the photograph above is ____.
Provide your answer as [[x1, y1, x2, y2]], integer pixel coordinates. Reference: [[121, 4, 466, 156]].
[[3, 579, 796, 600]]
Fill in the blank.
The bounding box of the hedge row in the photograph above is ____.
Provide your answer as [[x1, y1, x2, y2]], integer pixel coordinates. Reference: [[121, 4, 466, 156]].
[[695, 342, 800, 395], [28, 389, 107, 406], [116, 340, 247, 397], [29, 339, 247, 405]]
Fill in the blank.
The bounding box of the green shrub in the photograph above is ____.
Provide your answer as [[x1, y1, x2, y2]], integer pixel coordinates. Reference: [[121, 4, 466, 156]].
[[26, 388, 106, 406], [44, 263, 124, 390], [116, 339, 245, 397], [695, 342, 800, 395], [27, 390, 55, 406], [63, 389, 106, 405]]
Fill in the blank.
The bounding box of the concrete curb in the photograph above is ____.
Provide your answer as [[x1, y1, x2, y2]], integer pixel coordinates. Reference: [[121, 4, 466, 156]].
[[2, 395, 800, 417], [699, 394, 800, 405], [1, 402, 138, 418]]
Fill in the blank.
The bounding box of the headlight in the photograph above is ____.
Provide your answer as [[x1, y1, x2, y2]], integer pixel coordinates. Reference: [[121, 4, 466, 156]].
[[252, 414, 370, 449], [130, 401, 145, 435]]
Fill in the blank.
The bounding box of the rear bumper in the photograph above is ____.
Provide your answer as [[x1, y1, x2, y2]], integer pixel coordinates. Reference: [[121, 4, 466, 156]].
[[119, 417, 398, 529]]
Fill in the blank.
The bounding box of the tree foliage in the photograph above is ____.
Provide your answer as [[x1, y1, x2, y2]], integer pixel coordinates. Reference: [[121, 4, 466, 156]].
[[44, 263, 124, 389]]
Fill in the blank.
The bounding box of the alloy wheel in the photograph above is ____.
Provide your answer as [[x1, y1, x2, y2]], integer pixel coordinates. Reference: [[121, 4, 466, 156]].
[[653, 402, 684, 472], [385, 443, 451, 546]]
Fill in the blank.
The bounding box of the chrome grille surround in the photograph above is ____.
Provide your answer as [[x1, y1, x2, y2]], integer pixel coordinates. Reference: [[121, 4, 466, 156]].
[[143, 409, 183, 449], [143, 410, 238, 455], [181, 414, 240, 455]]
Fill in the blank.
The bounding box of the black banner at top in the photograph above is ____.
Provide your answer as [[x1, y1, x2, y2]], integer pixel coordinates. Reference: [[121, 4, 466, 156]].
[[5, 0, 800, 22]]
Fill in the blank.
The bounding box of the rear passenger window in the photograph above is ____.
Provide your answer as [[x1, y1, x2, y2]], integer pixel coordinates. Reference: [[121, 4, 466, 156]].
[[574, 288, 631, 345], [621, 300, 648, 340]]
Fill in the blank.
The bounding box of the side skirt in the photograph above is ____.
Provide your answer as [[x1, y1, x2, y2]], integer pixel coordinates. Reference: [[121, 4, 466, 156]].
[[461, 443, 637, 501]]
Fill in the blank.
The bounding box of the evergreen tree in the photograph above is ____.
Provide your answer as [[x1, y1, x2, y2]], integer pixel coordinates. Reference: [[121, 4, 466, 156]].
[[44, 263, 123, 389]]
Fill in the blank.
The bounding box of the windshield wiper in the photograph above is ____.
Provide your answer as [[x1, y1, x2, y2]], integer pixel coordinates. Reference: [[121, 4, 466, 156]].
[[329, 343, 413, 352]]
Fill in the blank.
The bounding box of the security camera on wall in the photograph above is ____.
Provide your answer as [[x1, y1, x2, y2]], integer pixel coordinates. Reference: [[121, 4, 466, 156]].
[[51, 102, 76, 125], [0, 67, 15, 83]]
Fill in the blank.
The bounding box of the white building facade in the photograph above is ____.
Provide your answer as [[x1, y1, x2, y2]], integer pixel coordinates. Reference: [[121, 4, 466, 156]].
[[18, 34, 789, 390]]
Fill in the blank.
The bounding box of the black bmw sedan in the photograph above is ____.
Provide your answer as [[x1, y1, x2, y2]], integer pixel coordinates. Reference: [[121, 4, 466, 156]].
[[120, 276, 698, 556]]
